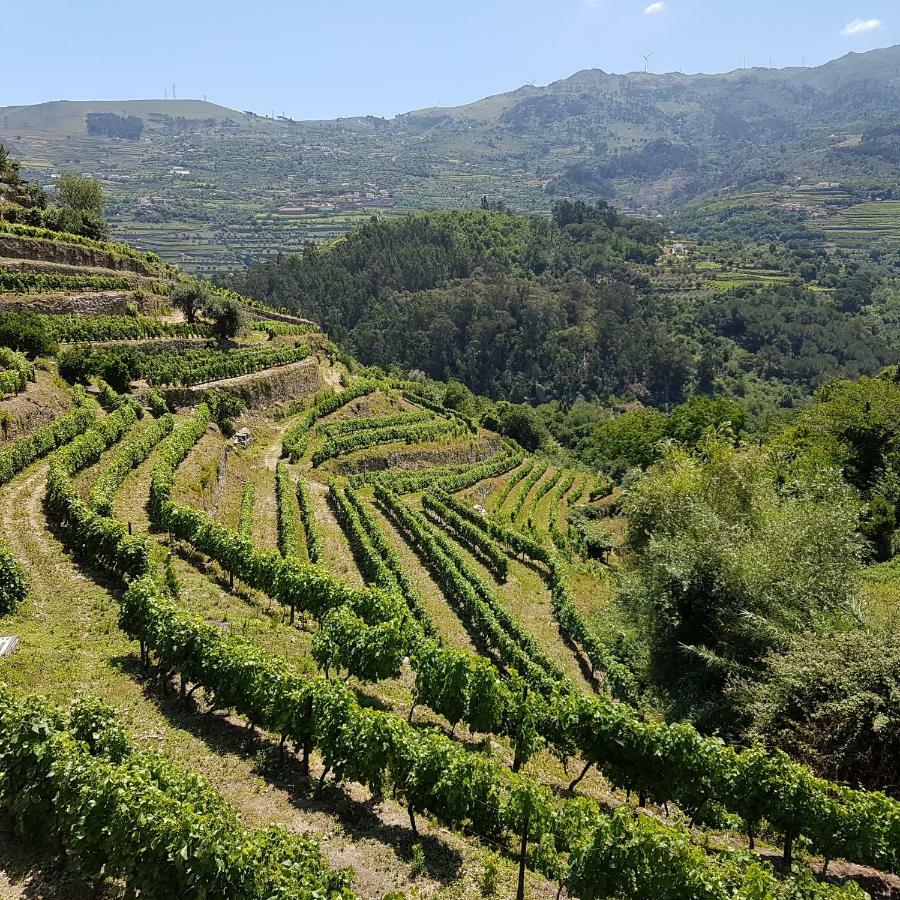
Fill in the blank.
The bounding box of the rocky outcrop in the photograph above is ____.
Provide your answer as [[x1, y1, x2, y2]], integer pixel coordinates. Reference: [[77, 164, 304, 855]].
[[161, 358, 321, 409], [0, 290, 164, 315], [0, 234, 156, 275]]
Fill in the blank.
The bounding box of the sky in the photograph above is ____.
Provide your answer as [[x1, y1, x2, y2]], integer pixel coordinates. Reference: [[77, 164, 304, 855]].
[[5, 1, 896, 120]]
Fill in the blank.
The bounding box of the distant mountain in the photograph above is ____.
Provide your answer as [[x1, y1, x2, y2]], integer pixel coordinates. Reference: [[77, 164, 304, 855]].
[[398, 45, 900, 206], [0, 99, 243, 134], [407, 46, 900, 125], [1, 47, 898, 270]]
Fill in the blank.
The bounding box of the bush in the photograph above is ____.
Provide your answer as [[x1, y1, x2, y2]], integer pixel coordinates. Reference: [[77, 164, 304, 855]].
[[146, 390, 169, 417], [204, 390, 246, 436], [620, 436, 863, 732], [743, 628, 900, 794], [495, 402, 547, 451], [58, 347, 140, 392], [0, 312, 58, 357], [0, 543, 28, 614]]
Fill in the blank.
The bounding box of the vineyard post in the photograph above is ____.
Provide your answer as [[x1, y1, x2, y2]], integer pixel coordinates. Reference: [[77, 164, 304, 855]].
[[516, 803, 531, 900]]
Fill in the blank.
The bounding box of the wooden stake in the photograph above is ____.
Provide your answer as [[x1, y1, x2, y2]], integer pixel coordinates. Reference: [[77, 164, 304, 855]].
[[516, 806, 530, 900]]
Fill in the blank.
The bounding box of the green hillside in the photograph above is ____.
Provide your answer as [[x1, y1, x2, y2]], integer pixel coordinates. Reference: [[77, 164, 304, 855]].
[[2, 46, 899, 272], [230, 202, 899, 412], [0, 121, 899, 900]]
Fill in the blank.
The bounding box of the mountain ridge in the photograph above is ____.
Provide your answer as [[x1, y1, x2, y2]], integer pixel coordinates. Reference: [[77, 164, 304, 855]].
[[6, 44, 900, 127], [0, 99, 246, 134], [2, 44, 898, 271]]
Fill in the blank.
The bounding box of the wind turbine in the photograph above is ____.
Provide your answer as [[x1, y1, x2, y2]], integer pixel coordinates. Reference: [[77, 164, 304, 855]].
[[641, 52, 654, 73]]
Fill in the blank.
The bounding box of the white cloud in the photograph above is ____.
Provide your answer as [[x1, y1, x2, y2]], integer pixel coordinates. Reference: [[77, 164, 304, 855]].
[[644, 1, 666, 14], [840, 17, 883, 36]]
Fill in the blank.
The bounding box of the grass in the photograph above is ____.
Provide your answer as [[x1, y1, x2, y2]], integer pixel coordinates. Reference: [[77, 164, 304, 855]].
[[0, 367, 74, 445], [363, 490, 477, 654]]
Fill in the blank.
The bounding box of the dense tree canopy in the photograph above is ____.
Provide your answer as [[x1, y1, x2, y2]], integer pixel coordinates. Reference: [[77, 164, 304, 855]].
[[230, 206, 896, 412], [583, 396, 746, 475], [744, 628, 900, 794], [620, 437, 863, 733]]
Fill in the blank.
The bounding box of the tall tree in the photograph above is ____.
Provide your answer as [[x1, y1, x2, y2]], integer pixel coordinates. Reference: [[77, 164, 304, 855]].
[[47, 172, 108, 239], [620, 436, 863, 733], [205, 295, 243, 344], [170, 282, 208, 325]]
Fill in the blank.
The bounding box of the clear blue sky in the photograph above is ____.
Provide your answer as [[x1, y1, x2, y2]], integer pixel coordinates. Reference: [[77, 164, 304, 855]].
[[8, 0, 896, 119]]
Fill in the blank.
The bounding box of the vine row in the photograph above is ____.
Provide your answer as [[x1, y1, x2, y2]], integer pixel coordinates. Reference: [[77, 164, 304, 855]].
[[0, 400, 95, 485], [312, 418, 464, 466], [422, 490, 509, 581], [89, 413, 174, 516], [117, 576, 861, 900], [282, 380, 380, 462], [275, 461, 304, 559], [317, 409, 433, 438], [0, 690, 353, 898]]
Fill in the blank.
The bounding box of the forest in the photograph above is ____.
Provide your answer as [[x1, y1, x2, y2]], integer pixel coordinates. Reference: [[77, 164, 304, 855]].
[[229, 202, 899, 413]]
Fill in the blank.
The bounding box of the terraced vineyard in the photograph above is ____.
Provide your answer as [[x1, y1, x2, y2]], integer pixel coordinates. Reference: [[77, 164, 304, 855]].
[[0, 214, 897, 899], [0, 278, 898, 898], [824, 201, 900, 250]]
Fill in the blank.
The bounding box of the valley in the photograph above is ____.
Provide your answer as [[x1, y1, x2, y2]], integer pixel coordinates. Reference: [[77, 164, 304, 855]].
[[3, 45, 900, 273], [0, 27, 899, 900]]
